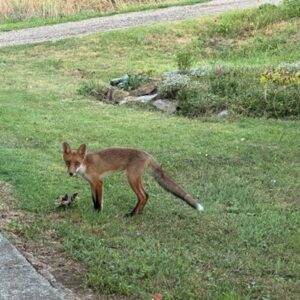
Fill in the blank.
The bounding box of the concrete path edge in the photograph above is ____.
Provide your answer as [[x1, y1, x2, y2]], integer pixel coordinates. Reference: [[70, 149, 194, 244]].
[[0, 234, 77, 300]]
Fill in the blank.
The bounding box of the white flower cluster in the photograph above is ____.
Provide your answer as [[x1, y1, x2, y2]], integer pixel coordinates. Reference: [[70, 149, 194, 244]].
[[159, 73, 190, 98], [278, 61, 300, 72]]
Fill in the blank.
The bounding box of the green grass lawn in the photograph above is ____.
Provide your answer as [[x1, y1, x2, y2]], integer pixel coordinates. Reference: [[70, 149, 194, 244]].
[[0, 3, 299, 300], [0, 0, 209, 32]]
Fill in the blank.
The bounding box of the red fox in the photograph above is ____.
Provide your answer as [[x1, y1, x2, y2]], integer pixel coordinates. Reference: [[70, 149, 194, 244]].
[[62, 143, 204, 216]]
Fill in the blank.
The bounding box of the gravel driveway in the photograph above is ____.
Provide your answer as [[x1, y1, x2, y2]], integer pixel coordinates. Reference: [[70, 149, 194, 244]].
[[0, 0, 281, 48]]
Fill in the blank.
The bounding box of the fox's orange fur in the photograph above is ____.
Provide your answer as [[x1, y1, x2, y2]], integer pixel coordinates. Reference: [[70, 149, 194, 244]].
[[62, 143, 204, 216]]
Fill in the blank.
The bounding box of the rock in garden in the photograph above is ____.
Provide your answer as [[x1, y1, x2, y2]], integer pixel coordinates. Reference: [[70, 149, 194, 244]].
[[119, 94, 159, 105], [152, 100, 178, 114], [119, 96, 139, 105], [130, 82, 157, 97], [110, 74, 129, 86], [109, 89, 130, 104], [137, 94, 158, 103]]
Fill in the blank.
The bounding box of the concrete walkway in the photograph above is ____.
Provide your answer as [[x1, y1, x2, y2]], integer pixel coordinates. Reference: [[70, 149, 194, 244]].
[[0, 234, 76, 300], [0, 0, 281, 48]]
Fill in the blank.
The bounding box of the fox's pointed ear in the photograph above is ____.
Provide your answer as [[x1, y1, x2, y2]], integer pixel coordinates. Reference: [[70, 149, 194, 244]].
[[78, 144, 87, 158], [63, 142, 71, 154]]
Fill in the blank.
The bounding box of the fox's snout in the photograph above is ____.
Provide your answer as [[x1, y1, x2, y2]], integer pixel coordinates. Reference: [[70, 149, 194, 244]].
[[66, 166, 79, 177]]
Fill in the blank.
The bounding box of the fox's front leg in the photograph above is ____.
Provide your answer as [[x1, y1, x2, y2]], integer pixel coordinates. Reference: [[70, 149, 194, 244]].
[[90, 180, 103, 211]]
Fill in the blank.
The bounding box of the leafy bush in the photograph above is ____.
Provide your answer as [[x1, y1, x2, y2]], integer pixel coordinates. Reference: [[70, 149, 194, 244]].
[[238, 84, 300, 118], [177, 82, 227, 117], [283, 0, 300, 14]]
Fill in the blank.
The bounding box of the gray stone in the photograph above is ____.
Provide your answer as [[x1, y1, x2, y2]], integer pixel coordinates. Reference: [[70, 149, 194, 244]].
[[119, 96, 139, 105], [109, 89, 130, 103], [152, 100, 178, 114], [217, 110, 229, 118], [137, 94, 158, 103], [119, 94, 159, 105], [0, 234, 76, 300]]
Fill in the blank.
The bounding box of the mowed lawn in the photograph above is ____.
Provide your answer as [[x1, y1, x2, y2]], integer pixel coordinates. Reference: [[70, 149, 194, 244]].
[[0, 4, 299, 300]]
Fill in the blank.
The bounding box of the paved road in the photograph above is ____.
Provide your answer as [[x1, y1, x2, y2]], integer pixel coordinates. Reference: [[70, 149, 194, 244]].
[[0, 234, 76, 300], [0, 0, 281, 48]]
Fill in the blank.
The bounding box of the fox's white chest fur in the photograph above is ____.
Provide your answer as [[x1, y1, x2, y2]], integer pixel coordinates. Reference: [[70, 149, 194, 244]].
[[76, 164, 92, 182]]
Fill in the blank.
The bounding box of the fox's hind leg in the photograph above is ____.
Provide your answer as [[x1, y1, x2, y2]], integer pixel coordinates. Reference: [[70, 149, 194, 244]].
[[126, 165, 149, 216], [126, 177, 148, 217]]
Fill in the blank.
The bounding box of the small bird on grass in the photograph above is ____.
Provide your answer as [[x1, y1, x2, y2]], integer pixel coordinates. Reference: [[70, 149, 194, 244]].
[[56, 192, 79, 208]]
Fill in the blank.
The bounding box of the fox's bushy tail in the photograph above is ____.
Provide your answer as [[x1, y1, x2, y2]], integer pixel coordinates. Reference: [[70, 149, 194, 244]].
[[149, 158, 204, 211]]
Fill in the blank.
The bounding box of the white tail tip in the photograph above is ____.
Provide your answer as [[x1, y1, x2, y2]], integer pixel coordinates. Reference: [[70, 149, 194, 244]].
[[196, 203, 204, 212]]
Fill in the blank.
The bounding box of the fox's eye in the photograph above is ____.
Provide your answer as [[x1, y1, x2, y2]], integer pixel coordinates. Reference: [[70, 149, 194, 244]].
[[66, 161, 71, 166]]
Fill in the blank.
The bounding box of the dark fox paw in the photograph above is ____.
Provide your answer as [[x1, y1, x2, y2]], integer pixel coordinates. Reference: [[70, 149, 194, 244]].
[[93, 201, 101, 211], [125, 211, 134, 217], [124, 210, 142, 217]]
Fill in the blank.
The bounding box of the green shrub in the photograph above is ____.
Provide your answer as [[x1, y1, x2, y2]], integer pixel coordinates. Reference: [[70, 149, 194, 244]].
[[232, 84, 300, 118], [283, 0, 300, 14], [174, 65, 300, 118], [176, 48, 194, 74], [208, 67, 300, 118], [208, 67, 255, 98], [177, 81, 227, 117]]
